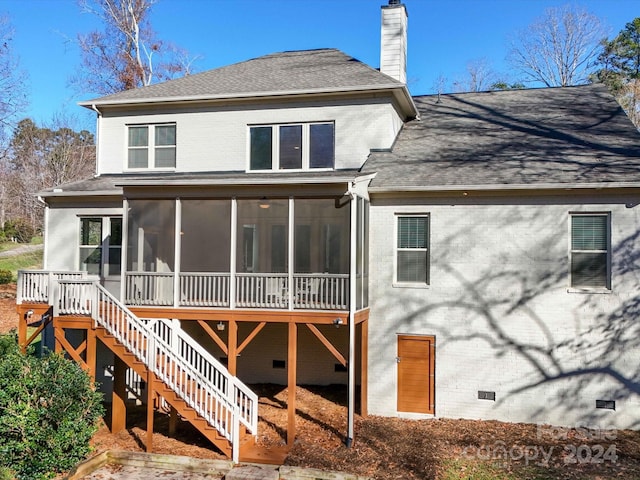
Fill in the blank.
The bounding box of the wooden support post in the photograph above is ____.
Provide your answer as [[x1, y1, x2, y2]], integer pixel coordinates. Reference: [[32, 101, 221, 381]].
[[228, 320, 238, 376], [86, 327, 97, 382], [287, 322, 297, 447], [168, 406, 178, 436], [146, 370, 155, 452], [18, 311, 27, 353], [360, 319, 368, 417], [54, 320, 62, 354], [111, 356, 127, 434]]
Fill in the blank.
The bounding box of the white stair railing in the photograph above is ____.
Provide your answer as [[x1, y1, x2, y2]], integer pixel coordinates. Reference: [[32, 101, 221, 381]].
[[49, 278, 256, 463]]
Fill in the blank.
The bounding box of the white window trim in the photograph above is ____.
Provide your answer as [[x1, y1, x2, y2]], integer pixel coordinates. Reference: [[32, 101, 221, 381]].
[[393, 213, 430, 288], [567, 211, 612, 293], [246, 121, 335, 172], [125, 123, 177, 171], [78, 215, 123, 279]]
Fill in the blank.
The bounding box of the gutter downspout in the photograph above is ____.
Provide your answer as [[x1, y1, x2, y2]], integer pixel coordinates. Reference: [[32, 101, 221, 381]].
[[346, 183, 357, 448], [37, 195, 48, 269], [91, 104, 101, 176]]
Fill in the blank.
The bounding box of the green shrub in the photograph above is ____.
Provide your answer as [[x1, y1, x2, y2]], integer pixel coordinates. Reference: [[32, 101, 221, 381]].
[[0, 270, 12, 284], [0, 334, 104, 479]]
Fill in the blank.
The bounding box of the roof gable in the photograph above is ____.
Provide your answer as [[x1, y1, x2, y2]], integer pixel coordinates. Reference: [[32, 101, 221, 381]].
[[80, 49, 404, 106]]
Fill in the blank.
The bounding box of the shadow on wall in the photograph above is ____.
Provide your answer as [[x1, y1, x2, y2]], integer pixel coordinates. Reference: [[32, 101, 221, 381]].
[[374, 203, 640, 429]]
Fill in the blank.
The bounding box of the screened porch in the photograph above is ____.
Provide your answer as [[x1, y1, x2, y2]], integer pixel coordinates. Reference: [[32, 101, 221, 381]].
[[122, 196, 369, 311]]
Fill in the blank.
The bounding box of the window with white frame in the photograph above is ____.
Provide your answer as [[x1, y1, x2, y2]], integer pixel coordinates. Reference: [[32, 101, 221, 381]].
[[249, 122, 334, 171], [396, 215, 429, 285], [570, 213, 610, 289], [79, 217, 122, 277], [128, 124, 176, 169]]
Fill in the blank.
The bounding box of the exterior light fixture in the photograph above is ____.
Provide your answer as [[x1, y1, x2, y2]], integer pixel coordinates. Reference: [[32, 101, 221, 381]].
[[258, 197, 270, 209], [217, 321, 226, 331]]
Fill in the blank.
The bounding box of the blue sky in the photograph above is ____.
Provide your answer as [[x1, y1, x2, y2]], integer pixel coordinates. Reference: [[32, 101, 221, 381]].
[[1, 0, 638, 130]]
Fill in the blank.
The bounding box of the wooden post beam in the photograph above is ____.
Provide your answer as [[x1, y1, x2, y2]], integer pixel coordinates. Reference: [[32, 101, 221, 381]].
[[237, 322, 266, 355], [305, 323, 346, 367], [228, 320, 238, 376], [146, 370, 155, 452], [197, 320, 228, 355], [111, 356, 127, 434], [360, 319, 368, 417], [287, 322, 297, 447]]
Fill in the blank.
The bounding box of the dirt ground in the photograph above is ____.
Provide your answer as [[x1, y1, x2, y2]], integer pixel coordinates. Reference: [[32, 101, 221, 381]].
[[3, 285, 640, 479]]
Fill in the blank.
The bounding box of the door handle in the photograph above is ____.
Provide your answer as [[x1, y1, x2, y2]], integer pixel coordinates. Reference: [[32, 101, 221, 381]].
[[396, 356, 401, 363]]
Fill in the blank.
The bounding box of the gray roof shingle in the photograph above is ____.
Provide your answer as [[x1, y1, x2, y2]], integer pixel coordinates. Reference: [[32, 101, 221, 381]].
[[81, 49, 402, 106], [364, 84, 640, 191]]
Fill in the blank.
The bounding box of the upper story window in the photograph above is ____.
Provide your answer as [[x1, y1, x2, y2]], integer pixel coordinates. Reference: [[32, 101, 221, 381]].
[[570, 213, 610, 289], [128, 124, 176, 169], [249, 122, 334, 171]]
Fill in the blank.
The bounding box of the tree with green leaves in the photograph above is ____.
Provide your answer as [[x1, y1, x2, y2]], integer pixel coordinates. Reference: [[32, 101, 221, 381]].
[[594, 18, 640, 128]]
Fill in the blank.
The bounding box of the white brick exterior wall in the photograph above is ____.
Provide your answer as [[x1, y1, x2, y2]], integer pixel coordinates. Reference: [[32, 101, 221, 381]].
[[368, 193, 640, 429], [97, 99, 403, 175]]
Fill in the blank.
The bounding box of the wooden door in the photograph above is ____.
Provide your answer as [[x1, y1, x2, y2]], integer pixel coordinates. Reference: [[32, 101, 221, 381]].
[[397, 335, 435, 414]]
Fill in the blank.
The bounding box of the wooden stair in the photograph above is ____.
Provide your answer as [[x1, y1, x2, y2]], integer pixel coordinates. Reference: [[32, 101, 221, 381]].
[[94, 325, 274, 462]]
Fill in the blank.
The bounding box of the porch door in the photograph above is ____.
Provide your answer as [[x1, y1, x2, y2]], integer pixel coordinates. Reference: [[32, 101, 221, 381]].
[[397, 335, 435, 414]]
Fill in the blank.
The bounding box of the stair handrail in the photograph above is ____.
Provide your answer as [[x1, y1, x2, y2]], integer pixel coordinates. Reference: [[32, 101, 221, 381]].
[[51, 278, 257, 462], [91, 284, 258, 428], [148, 318, 258, 434]]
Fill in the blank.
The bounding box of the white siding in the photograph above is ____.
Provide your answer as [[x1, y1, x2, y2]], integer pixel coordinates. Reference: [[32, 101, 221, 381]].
[[45, 199, 123, 271], [97, 99, 403, 175], [368, 194, 640, 429]]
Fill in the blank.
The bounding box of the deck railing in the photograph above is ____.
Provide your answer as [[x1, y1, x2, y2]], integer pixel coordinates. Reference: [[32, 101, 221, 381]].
[[235, 273, 288, 309], [293, 273, 349, 310], [124, 271, 349, 310], [125, 272, 174, 306], [18, 269, 350, 311], [180, 272, 230, 307], [17, 270, 91, 304]]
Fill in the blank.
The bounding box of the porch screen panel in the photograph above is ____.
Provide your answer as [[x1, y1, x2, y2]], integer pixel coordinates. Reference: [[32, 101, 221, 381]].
[[236, 199, 289, 273], [181, 200, 231, 272], [127, 199, 175, 272], [294, 198, 350, 274]]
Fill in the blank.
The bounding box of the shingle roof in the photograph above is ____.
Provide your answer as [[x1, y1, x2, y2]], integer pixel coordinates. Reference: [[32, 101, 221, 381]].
[[364, 84, 640, 191], [80, 49, 403, 106]]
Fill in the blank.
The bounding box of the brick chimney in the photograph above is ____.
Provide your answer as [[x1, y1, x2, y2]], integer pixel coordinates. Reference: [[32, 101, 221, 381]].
[[380, 0, 408, 84]]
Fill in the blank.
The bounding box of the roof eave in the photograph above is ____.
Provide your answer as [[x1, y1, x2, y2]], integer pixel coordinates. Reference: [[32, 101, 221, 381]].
[[79, 83, 409, 108], [39, 189, 124, 198], [368, 181, 640, 193], [114, 174, 362, 188]]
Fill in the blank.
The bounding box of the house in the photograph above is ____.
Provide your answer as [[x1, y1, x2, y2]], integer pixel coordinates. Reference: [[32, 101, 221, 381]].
[[16, 0, 640, 463]]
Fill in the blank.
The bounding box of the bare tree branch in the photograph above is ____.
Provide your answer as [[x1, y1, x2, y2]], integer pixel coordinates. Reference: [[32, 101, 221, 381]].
[[72, 0, 198, 95], [508, 5, 606, 87]]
